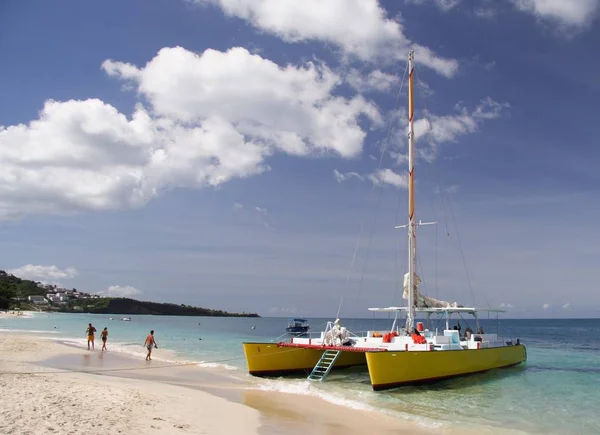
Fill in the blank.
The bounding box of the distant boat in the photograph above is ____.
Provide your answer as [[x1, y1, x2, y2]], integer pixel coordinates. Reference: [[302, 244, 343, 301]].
[[251, 325, 256, 330], [285, 318, 310, 335], [121, 317, 131, 321], [109, 317, 114, 320]]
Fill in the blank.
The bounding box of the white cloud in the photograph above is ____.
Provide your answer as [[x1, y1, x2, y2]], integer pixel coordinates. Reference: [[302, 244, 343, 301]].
[[406, 0, 462, 12], [368, 168, 408, 189], [333, 169, 365, 183], [194, 0, 459, 77], [417, 97, 508, 142], [7, 264, 78, 281], [542, 303, 551, 310], [254, 206, 268, 215], [345, 69, 399, 93], [334, 168, 407, 189], [388, 97, 508, 164], [511, 0, 599, 28], [267, 306, 298, 314], [99, 285, 142, 298], [562, 302, 571, 309], [500, 302, 514, 308], [233, 202, 244, 211], [475, 6, 497, 19], [0, 46, 381, 220]]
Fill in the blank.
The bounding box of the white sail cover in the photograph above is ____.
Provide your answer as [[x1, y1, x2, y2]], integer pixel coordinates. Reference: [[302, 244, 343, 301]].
[[403, 273, 459, 308]]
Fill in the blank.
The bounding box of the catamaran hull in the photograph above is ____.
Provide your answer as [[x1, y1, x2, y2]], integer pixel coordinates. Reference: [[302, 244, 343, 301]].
[[365, 344, 527, 391], [243, 342, 367, 376]]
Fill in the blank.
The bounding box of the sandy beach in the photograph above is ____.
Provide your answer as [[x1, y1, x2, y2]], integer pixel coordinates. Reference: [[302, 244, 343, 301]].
[[0, 333, 261, 435], [0, 331, 528, 435], [0, 333, 433, 435]]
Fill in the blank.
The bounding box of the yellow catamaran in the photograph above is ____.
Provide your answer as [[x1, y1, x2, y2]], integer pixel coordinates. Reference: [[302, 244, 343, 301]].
[[243, 50, 527, 389]]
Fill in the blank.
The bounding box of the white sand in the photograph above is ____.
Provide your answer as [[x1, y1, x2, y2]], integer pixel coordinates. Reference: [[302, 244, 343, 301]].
[[0, 334, 261, 435], [0, 333, 525, 435]]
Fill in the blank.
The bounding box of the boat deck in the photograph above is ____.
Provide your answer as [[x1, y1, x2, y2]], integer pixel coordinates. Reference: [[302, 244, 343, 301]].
[[276, 342, 385, 352]]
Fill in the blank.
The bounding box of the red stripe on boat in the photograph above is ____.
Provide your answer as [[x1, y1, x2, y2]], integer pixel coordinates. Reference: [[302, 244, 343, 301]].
[[276, 342, 385, 352]]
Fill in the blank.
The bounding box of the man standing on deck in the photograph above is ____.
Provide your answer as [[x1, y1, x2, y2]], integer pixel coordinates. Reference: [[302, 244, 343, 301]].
[[144, 330, 158, 361], [86, 323, 97, 350]]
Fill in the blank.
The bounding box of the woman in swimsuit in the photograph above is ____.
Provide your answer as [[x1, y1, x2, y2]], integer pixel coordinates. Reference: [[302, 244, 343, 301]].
[[101, 327, 108, 351], [144, 330, 158, 361]]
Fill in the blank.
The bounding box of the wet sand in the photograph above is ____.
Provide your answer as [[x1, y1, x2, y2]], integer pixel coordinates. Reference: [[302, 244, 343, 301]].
[[1, 332, 531, 435], [37, 344, 426, 435], [0, 332, 438, 434]]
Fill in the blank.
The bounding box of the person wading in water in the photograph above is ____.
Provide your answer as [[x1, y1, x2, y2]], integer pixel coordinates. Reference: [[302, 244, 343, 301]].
[[86, 323, 97, 350], [101, 327, 108, 351], [144, 330, 158, 361]]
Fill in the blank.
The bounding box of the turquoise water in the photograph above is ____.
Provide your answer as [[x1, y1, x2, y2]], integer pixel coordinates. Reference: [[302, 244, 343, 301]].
[[2, 313, 599, 434]]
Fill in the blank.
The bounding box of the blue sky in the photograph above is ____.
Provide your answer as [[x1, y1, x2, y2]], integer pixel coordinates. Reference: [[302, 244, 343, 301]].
[[1, 0, 599, 318]]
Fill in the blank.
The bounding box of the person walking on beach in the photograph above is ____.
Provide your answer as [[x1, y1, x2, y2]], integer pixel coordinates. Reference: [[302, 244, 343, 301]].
[[144, 330, 158, 361], [101, 327, 108, 351], [86, 323, 97, 350]]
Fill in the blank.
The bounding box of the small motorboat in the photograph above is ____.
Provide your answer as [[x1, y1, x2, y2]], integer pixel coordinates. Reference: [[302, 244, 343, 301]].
[[285, 318, 310, 335], [121, 317, 132, 321]]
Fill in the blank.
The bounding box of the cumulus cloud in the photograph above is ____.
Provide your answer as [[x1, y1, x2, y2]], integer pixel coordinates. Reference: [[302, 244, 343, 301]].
[[194, 0, 459, 77], [334, 168, 407, 189], [0, 46, 381, 220], [542, 303, 551, 310], [511, 0, 599, 28], [99, 285, 142, 298], [7, 264, 78, 281], [562, 302, 571, 309], [345, 69, 399, 93], [368, 168, 408, 188], [406, 0, 462, 12], [233, 202, 244, 211], [333, 169, 365, 183], [500, 303, 514, 308]]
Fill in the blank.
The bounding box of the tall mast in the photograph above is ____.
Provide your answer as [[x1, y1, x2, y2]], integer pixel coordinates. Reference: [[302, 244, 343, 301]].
[[407, 50, 416, 332]]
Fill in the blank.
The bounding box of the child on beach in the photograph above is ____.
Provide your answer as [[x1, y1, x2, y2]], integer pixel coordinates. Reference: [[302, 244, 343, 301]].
[[86, 323, 97, 350], [101, 327, 108, 351], [144, 330, 158, 361]]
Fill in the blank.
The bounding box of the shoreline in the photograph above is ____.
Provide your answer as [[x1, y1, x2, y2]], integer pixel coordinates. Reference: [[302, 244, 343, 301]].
[[0, 314, 534, 435], [0, 332, 439, 434]]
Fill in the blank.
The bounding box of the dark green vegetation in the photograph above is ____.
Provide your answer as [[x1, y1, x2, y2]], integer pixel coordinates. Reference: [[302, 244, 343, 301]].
[[63, 297, 260, 317], [0, 270, 259, 317]]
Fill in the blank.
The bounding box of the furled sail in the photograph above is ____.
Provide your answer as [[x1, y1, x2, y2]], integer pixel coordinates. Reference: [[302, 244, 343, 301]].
[[402, 273, 459, 308]]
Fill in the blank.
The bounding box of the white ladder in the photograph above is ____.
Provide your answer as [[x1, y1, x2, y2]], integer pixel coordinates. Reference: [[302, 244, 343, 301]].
[[307, 350, 341, 382]]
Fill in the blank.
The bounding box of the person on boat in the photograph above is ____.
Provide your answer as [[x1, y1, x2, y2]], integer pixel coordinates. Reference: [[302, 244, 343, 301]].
[[478, 326, 484, 334], [101, 327, 108, 351], [411, 328, 427, 344], [86, 323, 96, 350], [144, 330, 158, 361], [464, 326, 473, 340]]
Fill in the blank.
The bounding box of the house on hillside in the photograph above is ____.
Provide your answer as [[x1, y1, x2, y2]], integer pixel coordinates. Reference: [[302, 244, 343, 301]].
[[28, 295, 48, 305]]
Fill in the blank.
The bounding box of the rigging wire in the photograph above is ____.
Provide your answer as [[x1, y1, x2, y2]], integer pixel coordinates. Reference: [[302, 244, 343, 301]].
[[351, 62, 409, 313], [413, 64, 488, 309]]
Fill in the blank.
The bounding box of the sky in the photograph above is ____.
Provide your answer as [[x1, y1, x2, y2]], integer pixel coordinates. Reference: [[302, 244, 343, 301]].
[[1, 0, 599, 319]]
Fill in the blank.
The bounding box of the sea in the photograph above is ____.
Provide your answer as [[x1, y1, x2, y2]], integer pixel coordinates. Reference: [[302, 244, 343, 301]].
[[1, 313, 599, 435]]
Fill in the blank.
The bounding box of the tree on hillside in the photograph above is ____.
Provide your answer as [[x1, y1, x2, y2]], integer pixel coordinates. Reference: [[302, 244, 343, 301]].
[[0, 272, 16, 309]]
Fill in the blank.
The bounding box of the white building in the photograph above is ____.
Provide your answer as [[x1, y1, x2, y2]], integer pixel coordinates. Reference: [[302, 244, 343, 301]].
[[28, 296, 48, 305]]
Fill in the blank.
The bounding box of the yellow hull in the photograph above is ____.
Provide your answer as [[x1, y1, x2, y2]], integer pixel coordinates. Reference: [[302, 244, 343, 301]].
[[243, 342, 367, 376], [365, 344, 527, 390]]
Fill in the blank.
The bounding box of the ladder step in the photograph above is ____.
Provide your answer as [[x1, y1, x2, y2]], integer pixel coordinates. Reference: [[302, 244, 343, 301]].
[[306, 350, 342, 382]]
